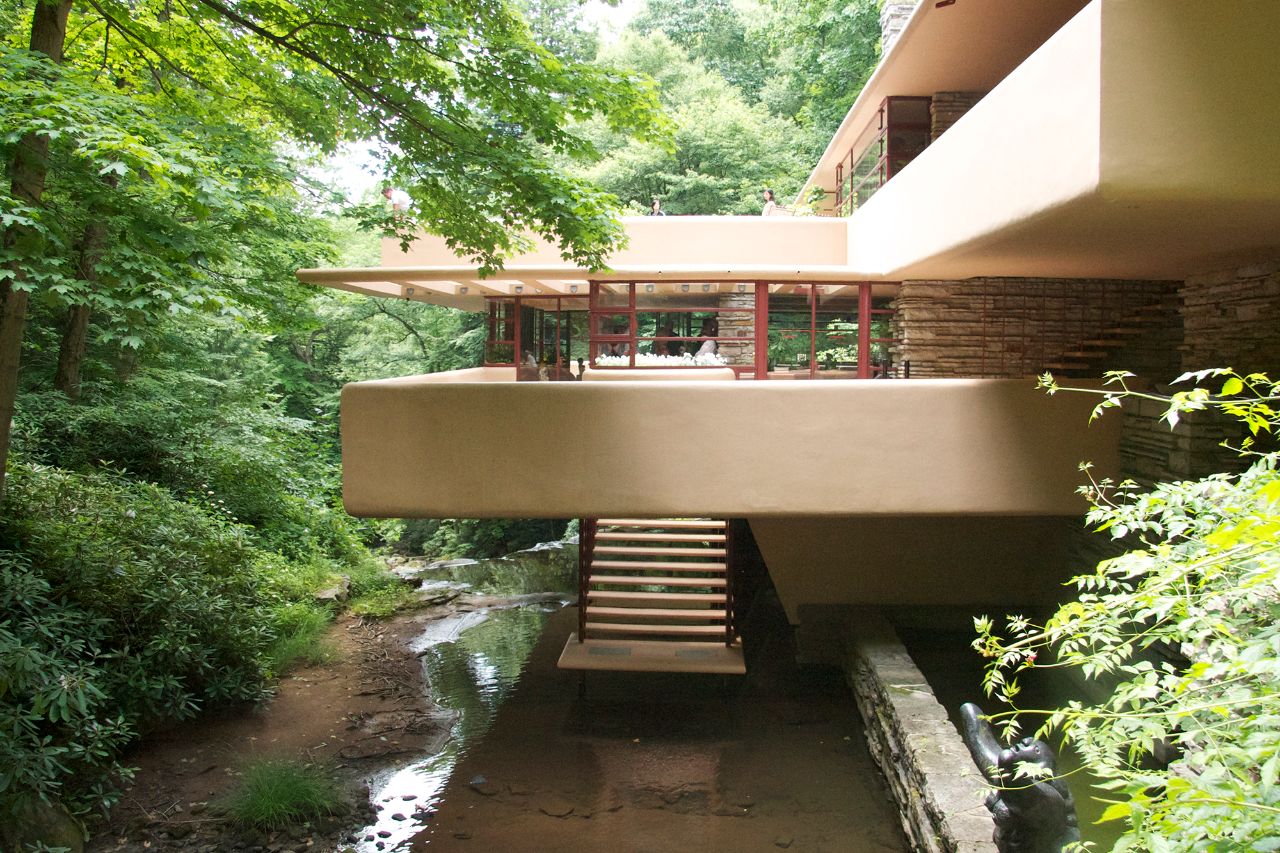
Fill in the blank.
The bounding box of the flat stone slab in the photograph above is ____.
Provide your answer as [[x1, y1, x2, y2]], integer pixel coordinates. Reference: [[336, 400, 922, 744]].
[[556, 633, 745, 674]]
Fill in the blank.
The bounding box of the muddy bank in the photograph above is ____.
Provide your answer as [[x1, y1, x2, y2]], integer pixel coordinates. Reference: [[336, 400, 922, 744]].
[[87, 544, 577, 853]]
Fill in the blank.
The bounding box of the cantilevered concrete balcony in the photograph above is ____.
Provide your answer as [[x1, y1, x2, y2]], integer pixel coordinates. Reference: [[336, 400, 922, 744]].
[[837, 0, 1280, 280], [339, 372, 1118, 519]]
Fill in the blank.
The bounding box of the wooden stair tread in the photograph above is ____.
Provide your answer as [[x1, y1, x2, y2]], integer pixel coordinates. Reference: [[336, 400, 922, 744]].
[[598, 519, 725, 529], [595, 545, 727, 557], [587, 590, 726, 603], [586, 606, 727, 620], [596, 532, 726, 542], [590, 575, 726, 587], [586, 622, 726, 636], [557, 634, 744, 674], [592, 559, 726, 572]]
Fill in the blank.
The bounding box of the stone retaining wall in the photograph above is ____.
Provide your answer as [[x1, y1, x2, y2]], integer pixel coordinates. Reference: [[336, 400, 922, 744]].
[[931, 92, 985, 141], [843, 609, 996, 853], [893, 279, 1181, 380], [1181, 261, 1280, 377]]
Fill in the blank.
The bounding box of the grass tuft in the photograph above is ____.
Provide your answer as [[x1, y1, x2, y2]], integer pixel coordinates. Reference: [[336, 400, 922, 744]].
[[226, 760, 343, 829], [267, 603, 336, 674]]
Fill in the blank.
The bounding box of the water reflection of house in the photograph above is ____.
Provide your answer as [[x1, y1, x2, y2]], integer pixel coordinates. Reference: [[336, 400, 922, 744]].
[[299, 0, 1280, 676]]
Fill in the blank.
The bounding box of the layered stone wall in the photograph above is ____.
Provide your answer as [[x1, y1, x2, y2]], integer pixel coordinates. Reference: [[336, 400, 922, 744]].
[[893, 279, 1181, 380], [1181, 261, 1280, 377], [844, 609, 996, 853], [931, 92, 986, 142], [880, 3, 916, 54], [716, 291, 756, 368]]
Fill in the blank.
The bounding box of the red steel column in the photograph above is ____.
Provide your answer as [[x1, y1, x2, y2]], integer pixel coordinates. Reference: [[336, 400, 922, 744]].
[[754, 281, 769, 379], [858, 282, 873, 379]]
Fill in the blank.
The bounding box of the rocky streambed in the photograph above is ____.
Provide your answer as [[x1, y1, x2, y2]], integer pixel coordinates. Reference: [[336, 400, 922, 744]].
[[87, 542, 577, 853]]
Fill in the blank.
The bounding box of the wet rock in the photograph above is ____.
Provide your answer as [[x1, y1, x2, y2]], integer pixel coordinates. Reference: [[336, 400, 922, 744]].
[[469, 775, 499, 797], [536, 795, 575, 818], [401, 794, 418, 801], [774, 838, 794, 848], [391, 813, 407, 821], [339, 738, 418, 760], [0, 796, 85, 853], [376, 830, 392, 838], [315, 576, 351, 603], [506, 782, 534, 796]]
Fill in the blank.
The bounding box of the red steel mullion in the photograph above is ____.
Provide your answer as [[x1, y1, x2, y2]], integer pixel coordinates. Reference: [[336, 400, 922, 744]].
[[755, 281, 769, 379]]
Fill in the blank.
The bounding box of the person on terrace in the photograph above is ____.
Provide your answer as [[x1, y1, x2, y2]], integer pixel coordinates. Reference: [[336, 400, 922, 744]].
[[655, 318, 682, 355], [648, 197, 667, 216], [695, 318, 719, 356], [382, 184, 411, 212], [761, 188, 778, 216], [600, 318, 631, 356]]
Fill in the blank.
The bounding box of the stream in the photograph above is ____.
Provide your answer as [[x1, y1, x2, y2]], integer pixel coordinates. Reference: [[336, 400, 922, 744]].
[[349, 542, 578, 852]]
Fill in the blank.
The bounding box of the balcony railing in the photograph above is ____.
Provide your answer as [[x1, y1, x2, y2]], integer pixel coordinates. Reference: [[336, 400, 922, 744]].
[[834, 96, 932, 217]]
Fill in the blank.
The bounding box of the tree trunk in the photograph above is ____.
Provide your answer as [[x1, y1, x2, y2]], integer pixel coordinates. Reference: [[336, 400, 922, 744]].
[[53, 174, 115, 401], [0, 0, 73, 494], [53, 304, 92, 400]]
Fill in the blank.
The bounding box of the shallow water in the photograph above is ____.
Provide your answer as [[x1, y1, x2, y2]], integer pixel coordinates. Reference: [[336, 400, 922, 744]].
[[349, 544, 577, 852]]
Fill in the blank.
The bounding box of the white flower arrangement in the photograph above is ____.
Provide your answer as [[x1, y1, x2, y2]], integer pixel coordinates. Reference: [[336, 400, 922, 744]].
[[594, 352, 728, 367]]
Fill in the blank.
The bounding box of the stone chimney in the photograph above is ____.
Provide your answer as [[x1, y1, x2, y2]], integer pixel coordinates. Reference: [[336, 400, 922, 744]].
[[879, 2, 916, 55]]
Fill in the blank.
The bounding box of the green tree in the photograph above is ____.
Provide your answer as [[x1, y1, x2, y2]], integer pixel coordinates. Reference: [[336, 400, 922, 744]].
[[632, 0, 768, 98], [975, 370, 1280, 851], [582, 31, 806, 214], [1, 0, 664, 492], [756, 0, 881, 158]]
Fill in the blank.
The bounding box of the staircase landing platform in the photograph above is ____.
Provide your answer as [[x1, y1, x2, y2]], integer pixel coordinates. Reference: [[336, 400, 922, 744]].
[[557, 633, 745, 675]]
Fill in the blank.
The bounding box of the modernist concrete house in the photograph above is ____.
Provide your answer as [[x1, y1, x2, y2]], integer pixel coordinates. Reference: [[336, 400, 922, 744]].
[[298, 0, 1280, 684]]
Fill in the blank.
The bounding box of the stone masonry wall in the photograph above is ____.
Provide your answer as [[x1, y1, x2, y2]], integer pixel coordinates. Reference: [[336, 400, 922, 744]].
[[716, 291, 755, 369], [844, 609, 996, 853], [1181, 261, 1280, 377], [880, 3, 917, 54], [931, 93, 985, 142], [893, 279, 1182, 380]]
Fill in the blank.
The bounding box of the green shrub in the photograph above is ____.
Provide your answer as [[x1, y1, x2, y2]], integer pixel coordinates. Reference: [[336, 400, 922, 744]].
[[13, 376, 365, 564], [348, 585, 419, 619], [0, 464, 277, 818], [976, 370, 1280, 851], [225, 760, 342, 829]]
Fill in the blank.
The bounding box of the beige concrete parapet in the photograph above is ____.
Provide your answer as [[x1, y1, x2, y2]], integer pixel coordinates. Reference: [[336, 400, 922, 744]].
[[339, 375, 1119, 519]]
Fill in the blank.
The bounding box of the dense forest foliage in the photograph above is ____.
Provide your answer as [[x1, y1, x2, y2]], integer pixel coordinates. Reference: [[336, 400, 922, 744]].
[[0, 0, 884, 831]]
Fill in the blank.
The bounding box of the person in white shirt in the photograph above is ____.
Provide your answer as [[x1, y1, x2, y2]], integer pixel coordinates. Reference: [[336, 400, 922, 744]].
[[695, 318, 719, 355], [761, 188, 777, 216], [382, 185, 411, 211]]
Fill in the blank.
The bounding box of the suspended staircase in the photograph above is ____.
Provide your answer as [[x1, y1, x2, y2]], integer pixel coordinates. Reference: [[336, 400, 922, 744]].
[[557, 518, 746, 675], [1042, 293, 1181, 377]]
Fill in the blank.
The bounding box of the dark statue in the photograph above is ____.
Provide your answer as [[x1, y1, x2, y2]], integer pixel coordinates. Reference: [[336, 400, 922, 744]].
[[960, 703, 1081, 853]]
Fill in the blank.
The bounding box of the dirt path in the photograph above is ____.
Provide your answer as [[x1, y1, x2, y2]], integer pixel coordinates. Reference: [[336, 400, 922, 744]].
[[86, 611, 447, 853]]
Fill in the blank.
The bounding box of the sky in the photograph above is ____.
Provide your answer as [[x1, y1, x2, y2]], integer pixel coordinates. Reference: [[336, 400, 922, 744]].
[[318, 0, 644, 204]]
